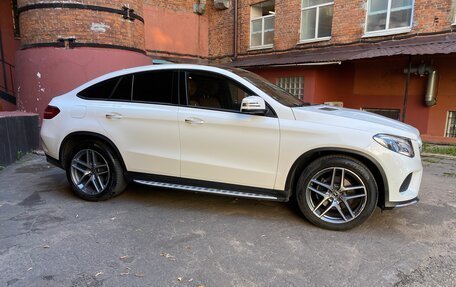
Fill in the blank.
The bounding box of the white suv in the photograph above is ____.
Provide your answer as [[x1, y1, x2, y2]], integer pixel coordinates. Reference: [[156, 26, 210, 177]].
[[41, 64, 423, 230]]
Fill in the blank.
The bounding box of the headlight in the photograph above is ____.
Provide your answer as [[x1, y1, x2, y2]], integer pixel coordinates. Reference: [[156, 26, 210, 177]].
[[373, 134, 415, 157], [417, 136, 423, 153]]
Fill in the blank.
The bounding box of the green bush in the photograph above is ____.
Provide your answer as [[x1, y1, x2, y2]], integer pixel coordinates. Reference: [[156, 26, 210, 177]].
[[423, 143, 456, 156]]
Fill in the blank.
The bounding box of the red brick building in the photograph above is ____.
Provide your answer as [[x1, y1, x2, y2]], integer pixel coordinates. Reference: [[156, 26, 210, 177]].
[[1, 0, 456, 143]]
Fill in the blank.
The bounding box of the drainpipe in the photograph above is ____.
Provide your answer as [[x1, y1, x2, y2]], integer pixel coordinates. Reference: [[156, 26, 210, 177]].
[[403, 63, 439, 107], [402, 56, 412, 122], [233, 0, 238, 60], [425, 69, 438, 106]]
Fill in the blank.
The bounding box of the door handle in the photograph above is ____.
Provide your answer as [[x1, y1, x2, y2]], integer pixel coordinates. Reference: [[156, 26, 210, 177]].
[[105, 113, 123, 120], [185, 118, 204, 125]]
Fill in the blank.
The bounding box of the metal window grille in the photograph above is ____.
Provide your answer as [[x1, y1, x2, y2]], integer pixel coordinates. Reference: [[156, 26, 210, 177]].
[[363, 108, 400, 120], [446, 111, 456, 138], [277, 77, 304, 100]]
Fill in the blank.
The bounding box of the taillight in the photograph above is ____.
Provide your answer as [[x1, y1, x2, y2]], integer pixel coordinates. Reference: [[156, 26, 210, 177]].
[[43, 105, 60, 119]]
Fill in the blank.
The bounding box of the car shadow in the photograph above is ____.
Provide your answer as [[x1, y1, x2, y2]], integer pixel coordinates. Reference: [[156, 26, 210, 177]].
[[45, 170, 401, 233]]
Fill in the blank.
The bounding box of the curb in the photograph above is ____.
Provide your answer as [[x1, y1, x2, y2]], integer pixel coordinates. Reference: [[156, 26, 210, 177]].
[[421, 153, 456, 160]]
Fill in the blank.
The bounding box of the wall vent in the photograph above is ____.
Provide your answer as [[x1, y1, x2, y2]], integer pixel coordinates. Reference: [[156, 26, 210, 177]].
[[214, 0, 231, 10]]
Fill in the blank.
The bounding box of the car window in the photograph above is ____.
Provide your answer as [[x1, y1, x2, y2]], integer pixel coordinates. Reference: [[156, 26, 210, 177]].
[[78, 77, 119, 99], [186, 71, 251, 112], [133, 71, 175, 104], [110, 75, 132, 101], [225, 67, 310, 107]]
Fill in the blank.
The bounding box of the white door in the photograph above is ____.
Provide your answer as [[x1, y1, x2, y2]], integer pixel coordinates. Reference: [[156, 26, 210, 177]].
[[94, 71, 181, 176], [178, 70, 280, 189]]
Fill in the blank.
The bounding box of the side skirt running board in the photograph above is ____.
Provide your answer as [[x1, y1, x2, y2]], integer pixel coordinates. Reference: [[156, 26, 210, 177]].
[[133, 180, 281, 201]]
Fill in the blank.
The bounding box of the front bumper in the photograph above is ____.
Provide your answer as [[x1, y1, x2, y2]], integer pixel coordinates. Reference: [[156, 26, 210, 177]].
[[367, 140, 423, 208], [385, 197, 419, 209]]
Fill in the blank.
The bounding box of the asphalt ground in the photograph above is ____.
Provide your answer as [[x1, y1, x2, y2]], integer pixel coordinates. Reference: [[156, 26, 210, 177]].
[[0, 154, 455, 287]]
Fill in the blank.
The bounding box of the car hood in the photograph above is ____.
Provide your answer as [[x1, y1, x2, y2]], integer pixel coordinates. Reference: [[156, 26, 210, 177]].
[[292, 105, 420, 140]]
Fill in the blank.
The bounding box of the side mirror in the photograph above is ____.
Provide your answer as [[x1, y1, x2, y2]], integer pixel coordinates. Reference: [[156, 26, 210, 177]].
[[240, 96, 267, 115]]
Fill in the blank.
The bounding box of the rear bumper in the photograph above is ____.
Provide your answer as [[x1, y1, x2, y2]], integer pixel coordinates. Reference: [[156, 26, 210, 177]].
[[46, 154, 64, 169]]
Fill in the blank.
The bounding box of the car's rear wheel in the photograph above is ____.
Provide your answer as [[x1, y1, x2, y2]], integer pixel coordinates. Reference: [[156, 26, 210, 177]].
[[66, 141, 127, 201], [295, 155, 378, 231]]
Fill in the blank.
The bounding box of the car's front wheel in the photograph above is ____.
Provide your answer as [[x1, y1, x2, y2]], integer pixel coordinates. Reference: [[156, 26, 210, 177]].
[[66, 141, 127, 201], [295, 155, 378, 231]]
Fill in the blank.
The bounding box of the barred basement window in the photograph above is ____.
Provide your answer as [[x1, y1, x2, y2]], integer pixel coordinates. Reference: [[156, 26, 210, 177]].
[[363, 108, 400, 120], [277, 77, 304, 100], [445, 111, 456, 138]]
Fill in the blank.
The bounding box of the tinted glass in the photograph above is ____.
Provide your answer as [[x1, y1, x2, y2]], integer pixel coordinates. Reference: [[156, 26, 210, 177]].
[[186, 72, 251, 112], [78, 77, 119, 99], [110, 75, 132, 101], [133, 71, 174, 104]]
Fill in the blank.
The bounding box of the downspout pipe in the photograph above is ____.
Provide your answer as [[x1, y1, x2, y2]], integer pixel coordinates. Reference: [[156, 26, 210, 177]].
[[425, 69, 438, 106], [233, 0, 238, 60], [403, 63, 439, 107]]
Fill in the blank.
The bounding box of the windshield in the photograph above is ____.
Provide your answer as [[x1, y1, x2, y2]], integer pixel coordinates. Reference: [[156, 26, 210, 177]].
[[225, 67, 310, 107]]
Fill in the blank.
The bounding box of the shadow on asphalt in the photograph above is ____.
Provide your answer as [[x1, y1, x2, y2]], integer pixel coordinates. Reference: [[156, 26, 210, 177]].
[[42, 168, 321, 228]]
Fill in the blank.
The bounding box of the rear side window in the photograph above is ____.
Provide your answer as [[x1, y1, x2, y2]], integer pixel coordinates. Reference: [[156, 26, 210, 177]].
[[78, 75, 132, 101], [78, 77, 118, 99], [132, 71, 175, 104], [110, 76, 132, 100]]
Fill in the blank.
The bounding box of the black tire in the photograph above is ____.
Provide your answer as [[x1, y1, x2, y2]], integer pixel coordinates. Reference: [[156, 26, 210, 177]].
[[65, 140, 127, 201], [295, 155, 378, 231]]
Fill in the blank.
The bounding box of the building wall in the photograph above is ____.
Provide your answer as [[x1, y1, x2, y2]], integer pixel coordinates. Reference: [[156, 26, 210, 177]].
[[252, 55, 456, 143], [15, 47, 151, 116], [207, 0, 235, 59], [208, 0, 456, 59], [18, 0, 145, 51], [143, 0, 209, 60], [0, 0, 21, 111], [15, 0, 151, 118], [426, 55, 456, 141]]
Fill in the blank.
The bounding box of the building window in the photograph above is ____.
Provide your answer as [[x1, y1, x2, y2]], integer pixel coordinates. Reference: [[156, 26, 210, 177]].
[[363, 108, 400, 120], [10, 0, 20, 37], [277, 77, 304, 100], [365, 0, 414, 36], [445, 111, 456, 138], [300, 0, 334, 42], [453, 9, 456, 25], [250, 1, 275, 49]]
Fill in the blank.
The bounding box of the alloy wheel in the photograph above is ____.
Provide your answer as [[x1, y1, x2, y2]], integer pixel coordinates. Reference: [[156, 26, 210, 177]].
[[70, 149, 110, 195], [305, 167, 368, 224]]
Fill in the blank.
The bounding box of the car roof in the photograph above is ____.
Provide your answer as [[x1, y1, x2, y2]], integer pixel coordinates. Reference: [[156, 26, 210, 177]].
[[72, 64, 242, 93]]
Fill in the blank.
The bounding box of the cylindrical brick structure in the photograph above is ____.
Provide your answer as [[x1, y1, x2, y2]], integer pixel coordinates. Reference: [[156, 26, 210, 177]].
[[15, 0, 151, 117]]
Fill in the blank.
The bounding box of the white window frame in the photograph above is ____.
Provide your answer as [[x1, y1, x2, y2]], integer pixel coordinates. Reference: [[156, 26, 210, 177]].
[[250, 10, 275, 49], [363, 0, 414, 38], [453, 2, 456, 25], [299, 1, 334, 44]]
